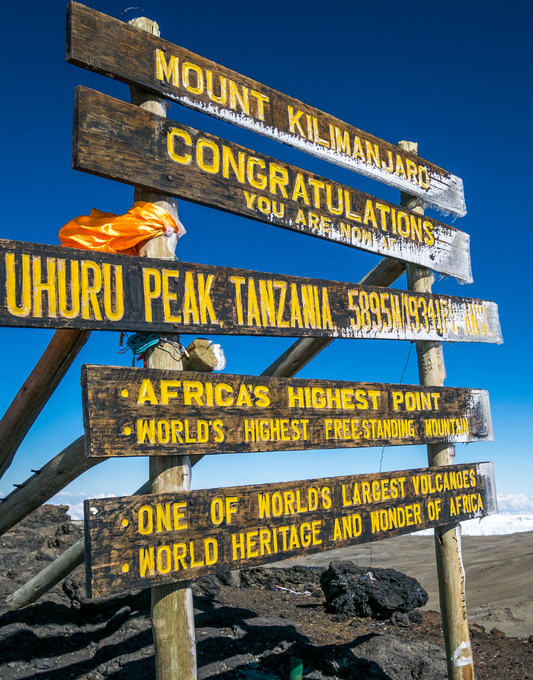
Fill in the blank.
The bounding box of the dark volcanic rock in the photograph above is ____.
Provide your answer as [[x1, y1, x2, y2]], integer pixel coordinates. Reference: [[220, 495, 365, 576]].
[[1, 505, 529, 680], [390, 611, 411, 627], [192, 574, 227, 598], [238, 670, 280, 680], [239, 566, 326, 594], [320, 561, 428, 619], [216, 570, 237, 587], [104, 606, 131, 634], [350, 634, 447, 679], [63, 571, 229, 615], [16, 504, 71, 530], [0, 505, 83, 611], [62, 574, 153, 615], [409, 610, 424, 624], [244, 615, 302, 634]]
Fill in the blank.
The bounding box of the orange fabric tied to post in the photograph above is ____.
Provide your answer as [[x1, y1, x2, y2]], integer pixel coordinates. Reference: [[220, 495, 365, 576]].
[[59, 201, 186, 256]]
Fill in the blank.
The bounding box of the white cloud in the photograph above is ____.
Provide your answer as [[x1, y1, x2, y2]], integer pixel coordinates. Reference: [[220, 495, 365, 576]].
[[497, 493, 533, 514], [50, 492, 117, 521], [67, 502, 85, 520]]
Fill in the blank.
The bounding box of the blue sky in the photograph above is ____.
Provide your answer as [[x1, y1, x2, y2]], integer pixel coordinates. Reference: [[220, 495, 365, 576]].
[[1, 0, 532, 514]]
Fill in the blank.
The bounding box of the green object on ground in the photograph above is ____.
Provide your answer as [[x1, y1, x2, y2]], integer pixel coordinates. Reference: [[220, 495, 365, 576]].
[[290, 656, 303, 680]]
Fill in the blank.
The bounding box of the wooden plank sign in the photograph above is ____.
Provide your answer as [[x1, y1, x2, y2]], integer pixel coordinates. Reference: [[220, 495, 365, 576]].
[[84, 462, 497, 597], [0, 238, 502, 343], [81, 366, 493, 458], [67, 2, 466, 217], [0, 238, 501, 342], [73, 87, 472, 283]]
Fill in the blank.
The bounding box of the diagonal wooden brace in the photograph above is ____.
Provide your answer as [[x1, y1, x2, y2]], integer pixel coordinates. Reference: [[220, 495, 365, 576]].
[[0, 329, 91, 480]]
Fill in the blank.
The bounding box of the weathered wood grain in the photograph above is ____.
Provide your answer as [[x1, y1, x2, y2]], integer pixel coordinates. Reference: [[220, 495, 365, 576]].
[[73, 86, 471, 282], [130, 43, 198, 678], [181, 338, 220, 372], [0, 238, 502, 343], [84, 462, 497, 597], [126, 23, 221, 668], [67, 2, 466, 217], [81, 366, 493, 458]]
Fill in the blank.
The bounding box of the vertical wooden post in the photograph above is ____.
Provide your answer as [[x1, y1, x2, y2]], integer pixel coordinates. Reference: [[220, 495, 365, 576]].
[[399, 140, 474, 680], [128, 16, 196, 680]]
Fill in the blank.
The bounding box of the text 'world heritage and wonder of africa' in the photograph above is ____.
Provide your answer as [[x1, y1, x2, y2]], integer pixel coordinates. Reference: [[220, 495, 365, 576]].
[[84, 462, 497, 597]]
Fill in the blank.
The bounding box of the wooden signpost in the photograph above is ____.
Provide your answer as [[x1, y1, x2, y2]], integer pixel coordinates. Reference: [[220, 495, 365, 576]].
[[0, 238, 502, 343], [67, 1, 467, 217], [0, 6, 496, 680], [84, 462, 497, 598], [81, 366, 493, 458], [73, 86, 472, 283]]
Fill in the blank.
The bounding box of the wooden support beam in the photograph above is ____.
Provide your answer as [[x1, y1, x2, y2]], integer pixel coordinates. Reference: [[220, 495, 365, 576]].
[[4, 255, 405, 603], [7, 537, 84, 610], [400, 140, 474, 680], [0, 329, 91, 479], [181, 338, 220, 372], [0, 437, 100, 537]]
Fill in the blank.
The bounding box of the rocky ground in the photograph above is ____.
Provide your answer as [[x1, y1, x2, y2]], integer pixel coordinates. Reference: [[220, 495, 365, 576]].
[[1, 506, 532, 680]]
